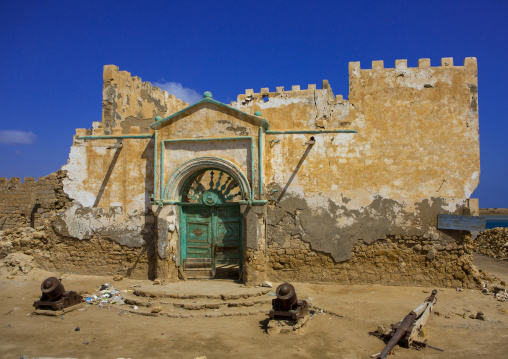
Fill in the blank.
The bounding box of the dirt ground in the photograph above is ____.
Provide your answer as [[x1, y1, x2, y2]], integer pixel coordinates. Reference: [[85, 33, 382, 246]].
[[0, 254, 507, 359]]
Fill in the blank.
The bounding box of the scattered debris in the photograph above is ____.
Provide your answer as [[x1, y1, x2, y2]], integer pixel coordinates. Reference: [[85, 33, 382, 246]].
[[479, 283, 508, 301], [470, 311, 486, 321], [84, 282, 125, 307], [262, 281, 273, 288], [151, 306, 162, 313]]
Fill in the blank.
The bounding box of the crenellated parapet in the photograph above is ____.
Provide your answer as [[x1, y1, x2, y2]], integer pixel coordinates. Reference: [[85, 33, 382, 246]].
[[235, 79, 345, 105], [101, 65, 189, 135], [231, 80, 350, 130], [348, 57, 478, 90]]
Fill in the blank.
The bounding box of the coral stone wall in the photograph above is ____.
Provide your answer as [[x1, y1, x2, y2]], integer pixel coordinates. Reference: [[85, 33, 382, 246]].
[[0, 227, 153, 279], [102, 65, 189, 134], [0, 171, 70, 230]]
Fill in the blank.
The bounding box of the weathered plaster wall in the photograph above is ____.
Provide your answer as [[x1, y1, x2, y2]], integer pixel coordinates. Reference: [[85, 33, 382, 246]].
[[102, 65, 189, 134], [0, 59, 482, 286], [156, 104, 262, 201], [59, 127, 155, 249], [235, 81, 351, 130], [230, 57, 480, 283]]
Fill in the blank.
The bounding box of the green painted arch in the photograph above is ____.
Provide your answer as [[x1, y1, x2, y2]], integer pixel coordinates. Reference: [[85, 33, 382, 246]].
[[163, 157, 252, 202]]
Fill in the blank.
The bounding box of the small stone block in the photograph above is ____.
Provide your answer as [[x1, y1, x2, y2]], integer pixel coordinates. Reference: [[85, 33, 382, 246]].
[[336, 94, 343, 101], [260, 88, 269, 95], [441, 57, 453, 66], [129, 126, 140, 134], [24, 177, 35, 183], [183, 102, 189, 107], [372, 60, 384, 69], [92, 128, 104, 136], [464, 57, 477, 68], [395, 59, 407, 69], [119, 70, 131, 78], [112, 127, 123, 136], [292, 85, 300, 91], [276, 86, 284, 93], [75, 129, 87, 137], [245, 89, 254, 96], [237, 94, 246, 102], [322, 80, 330, 89], [307, 84, 316, 90], [132, 76, 142, 83], [103, 65, 119, 82], [176, 99, 182, 105], [168, 94, 176, 100], [348, 61, 361, 71], [418, 58, 431, 68]]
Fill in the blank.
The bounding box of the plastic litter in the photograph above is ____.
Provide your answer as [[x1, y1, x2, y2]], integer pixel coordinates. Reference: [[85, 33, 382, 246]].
[[83, 283, 125, 308]]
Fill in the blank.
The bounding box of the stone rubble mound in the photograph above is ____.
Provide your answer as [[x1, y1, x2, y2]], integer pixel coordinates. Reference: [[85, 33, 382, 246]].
[[474, 227, 508, 261]]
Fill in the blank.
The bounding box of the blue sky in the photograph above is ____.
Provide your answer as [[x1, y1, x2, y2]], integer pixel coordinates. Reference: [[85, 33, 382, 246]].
[[0, 1, 506, 208]]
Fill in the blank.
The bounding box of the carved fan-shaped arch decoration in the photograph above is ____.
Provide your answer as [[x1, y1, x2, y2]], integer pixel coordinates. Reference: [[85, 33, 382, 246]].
[[181, 169, 241, 205]]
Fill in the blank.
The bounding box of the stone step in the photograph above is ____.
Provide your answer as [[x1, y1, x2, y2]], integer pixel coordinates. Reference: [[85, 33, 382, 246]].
[[123, 292, 273, 310], [132, 284, 272, 301], [121, 303, 269, 319]]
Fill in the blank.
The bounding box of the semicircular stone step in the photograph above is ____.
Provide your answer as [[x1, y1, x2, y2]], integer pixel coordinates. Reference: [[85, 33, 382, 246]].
[[132, 281, 272, 301]]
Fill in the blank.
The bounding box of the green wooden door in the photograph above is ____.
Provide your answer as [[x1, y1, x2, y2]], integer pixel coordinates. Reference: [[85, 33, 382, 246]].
[[180, 168, 243, 279]]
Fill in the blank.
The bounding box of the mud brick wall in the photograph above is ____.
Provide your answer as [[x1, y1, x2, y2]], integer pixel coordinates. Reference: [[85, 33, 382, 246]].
[[0, 170, 70, 230]]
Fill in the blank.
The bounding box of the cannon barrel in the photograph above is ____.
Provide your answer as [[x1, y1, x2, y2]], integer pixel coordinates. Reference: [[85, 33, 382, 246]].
[[41, 277, 65, 300], [377, 311, 417, 359], [276, 283, 298, 310]]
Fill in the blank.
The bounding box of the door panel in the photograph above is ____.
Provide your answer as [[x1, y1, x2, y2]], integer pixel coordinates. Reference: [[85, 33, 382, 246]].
[[182, 205, 241, 279]]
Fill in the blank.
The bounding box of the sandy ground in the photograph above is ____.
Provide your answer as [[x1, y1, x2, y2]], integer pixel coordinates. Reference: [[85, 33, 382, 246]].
[[0, 254, 507, 359]]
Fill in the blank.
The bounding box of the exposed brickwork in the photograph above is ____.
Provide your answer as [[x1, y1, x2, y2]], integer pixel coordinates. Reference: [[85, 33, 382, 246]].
[[0, 226, 154, 279], [0, 170, 70, 230], [266, 234, 481, 288]]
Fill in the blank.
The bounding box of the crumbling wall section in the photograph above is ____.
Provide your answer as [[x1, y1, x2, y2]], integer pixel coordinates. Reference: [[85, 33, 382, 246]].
[[266, 232, 481, 288], [233, 58, 481, 286], [233, 81, 353, 130], [102, 65, 189, 134], [0, 227, 153, 279], [0, 170, 70, 230]]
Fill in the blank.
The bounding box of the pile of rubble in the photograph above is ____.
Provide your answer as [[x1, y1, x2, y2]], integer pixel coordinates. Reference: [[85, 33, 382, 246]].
[[481, 283, 508, 302], [474, 227, 508, 261]]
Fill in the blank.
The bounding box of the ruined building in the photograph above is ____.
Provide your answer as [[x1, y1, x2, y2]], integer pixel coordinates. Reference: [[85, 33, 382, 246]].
[[0, 57, 482, 287]]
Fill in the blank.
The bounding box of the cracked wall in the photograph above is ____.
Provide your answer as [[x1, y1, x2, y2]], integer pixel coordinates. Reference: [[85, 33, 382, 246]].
[[102, 65, 189, 134], [0, 58, 481, 285], [231, 57, 480, 285]]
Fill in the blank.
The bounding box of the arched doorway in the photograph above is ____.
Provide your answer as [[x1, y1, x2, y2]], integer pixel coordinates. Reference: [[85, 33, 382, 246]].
[[180, 168, 242, 279]]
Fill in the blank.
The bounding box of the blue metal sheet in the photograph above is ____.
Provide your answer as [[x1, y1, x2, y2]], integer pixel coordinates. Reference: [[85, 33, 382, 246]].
[[437, 215, 486, 231]]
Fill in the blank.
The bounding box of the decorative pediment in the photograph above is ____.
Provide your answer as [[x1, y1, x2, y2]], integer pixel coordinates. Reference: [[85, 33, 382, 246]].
[[150, 92, 270, 131]]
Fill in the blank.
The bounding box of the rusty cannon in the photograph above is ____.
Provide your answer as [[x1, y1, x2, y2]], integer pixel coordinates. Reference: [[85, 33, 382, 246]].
[[33, 277, 83, 311], [269, 282, 308, 320], [374, 289, 440, 359]]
